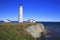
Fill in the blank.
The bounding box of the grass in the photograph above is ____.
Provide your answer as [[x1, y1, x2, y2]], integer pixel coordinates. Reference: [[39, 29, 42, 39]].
[[0, 23, 36, 40]]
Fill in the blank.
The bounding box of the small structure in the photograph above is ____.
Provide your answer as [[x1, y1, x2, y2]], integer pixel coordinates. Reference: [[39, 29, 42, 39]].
[[4, 19, 11, 23], [27, 19, 36, 23]]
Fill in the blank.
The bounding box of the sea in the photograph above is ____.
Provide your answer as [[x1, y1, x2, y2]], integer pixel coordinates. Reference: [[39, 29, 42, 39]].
[[0, 21, 60, 40], [40, 22, 60, 40]]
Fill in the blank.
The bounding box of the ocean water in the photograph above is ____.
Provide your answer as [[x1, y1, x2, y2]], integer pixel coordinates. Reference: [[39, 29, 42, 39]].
[[41, 22, 60, 40]]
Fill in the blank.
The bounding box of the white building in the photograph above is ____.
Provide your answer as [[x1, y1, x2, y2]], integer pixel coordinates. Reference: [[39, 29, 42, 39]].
[[27, 19, 36, 23], [4, 19, 11, 23], [18, 4, 23, 23]]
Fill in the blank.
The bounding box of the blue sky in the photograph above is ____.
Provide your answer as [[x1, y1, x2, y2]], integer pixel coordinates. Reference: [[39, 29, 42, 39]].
[[0, 0, 60, 22]]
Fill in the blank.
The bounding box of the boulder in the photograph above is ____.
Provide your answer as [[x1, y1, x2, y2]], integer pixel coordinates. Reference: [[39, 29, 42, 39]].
[[25, 23, 45, 38]]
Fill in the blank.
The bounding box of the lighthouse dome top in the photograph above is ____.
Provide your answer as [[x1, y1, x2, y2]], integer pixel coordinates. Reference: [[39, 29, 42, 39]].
[[20, 3, 22, 6]]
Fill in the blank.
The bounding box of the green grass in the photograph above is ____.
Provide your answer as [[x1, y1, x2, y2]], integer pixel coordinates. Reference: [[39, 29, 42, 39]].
[[0, 23, 36, 40]]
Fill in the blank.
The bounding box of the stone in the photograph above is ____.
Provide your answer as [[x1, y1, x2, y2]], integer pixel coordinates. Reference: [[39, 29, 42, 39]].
[[25, 23, 45, 38]]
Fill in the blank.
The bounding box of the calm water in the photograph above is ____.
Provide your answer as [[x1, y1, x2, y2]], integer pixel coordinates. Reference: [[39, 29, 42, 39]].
[[41, 22, 60, 40]]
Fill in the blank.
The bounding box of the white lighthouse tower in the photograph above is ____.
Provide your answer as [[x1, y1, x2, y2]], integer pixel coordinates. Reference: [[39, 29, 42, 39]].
[[18, 4, 23, 23]]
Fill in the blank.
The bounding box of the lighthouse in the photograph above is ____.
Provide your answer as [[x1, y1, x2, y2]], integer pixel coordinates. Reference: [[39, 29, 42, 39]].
[[18, 4, 23, 23]]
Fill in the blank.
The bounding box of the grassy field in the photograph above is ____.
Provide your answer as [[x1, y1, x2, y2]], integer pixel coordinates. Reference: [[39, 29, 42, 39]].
[[0, 23, 36, 40]]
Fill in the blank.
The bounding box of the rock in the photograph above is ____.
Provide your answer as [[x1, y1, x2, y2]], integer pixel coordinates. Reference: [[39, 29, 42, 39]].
[[44, 27, 51, 36], [25, 23, 45, 38]]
